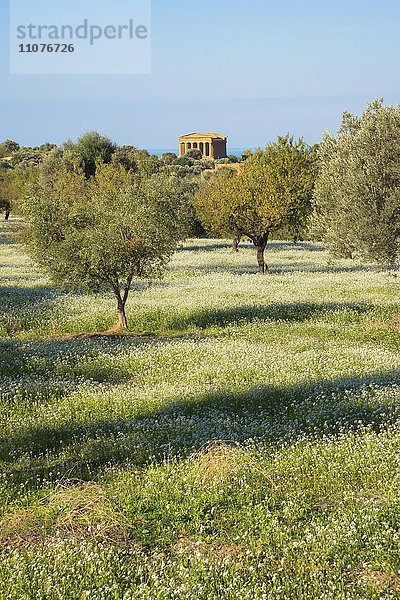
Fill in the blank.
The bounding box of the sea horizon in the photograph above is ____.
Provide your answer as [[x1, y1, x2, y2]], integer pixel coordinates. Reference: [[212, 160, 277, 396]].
[[147, 147, 256, 158]]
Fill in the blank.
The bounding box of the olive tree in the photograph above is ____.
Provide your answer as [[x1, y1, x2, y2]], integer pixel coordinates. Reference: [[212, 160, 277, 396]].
[[313, 99, 400, 266], [22, 163, 193, 329], [0, 166, 12, 219], [63, 132, 117, 178], [0, 159, 41, 219], [0, 139, 20, 158], [195, 136, 315, 272]]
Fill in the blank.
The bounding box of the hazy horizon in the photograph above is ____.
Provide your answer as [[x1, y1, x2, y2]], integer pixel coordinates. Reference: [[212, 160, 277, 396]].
[[2, 0, 400, 148]]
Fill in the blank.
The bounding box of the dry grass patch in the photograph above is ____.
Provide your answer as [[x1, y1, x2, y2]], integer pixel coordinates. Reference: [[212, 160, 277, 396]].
[[354, 566, 400, 592], [0, 483, 129, 548], [172, 536, 246, 566], [391, 314, 400, 331], [191, 441, 249, 483]]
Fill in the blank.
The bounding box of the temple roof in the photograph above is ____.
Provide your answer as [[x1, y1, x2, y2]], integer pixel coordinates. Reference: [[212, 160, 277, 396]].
[[179, 132, 227, 141]]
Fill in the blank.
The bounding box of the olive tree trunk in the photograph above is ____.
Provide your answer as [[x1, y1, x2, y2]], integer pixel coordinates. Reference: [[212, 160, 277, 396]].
[[231, 236, 241, 252], [253, 232, 269, 274], [117, 296, 128, 329], [5, 206, 10, 220], [112, 273, 134, 330]]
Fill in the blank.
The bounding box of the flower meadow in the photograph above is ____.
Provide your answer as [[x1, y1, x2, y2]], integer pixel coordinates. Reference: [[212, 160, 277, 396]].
[[0, 219, 399, 599]]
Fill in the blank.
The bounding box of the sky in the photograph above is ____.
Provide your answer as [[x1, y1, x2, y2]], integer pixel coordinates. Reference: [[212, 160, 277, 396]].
[[1, 0, 400, 151]]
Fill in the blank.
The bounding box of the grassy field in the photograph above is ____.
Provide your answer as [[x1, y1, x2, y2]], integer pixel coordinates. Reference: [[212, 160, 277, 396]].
[[0, 218, 399, 599]]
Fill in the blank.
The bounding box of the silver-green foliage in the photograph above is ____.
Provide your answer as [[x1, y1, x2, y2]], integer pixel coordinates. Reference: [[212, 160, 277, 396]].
[[313, 99, 400, 266], [21, 161, 192, 327]]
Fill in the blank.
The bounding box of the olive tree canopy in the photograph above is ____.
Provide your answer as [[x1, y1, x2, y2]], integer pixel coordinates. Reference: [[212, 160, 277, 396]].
[[195, 136, 315, 272], [22, 162, 193, 329], [313, 99, 400, 266]]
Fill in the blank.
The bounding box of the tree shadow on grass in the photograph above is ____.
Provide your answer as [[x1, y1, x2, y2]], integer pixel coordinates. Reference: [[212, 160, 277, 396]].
[[0, 300, 377, 376], [0, 234, 18, 246], [0, 333, 160, 380], [271, 262, 385, 275], [1, 366, 399, 487], [0, 286, 67, 336], [0, 286, 59, 309], [169, 300, 376, 330], [169, 255, 384, 277], [0, 297, 397, 488], [263, 241, 326, 253], [0, 285, 121, 337], [177, 241, 326, 254], [175, 241, 233, 253], [0, 220, 21, 245]]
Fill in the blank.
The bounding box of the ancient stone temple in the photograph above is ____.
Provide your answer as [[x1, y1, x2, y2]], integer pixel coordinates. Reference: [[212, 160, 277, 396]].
[[178, 133, 228, 159]]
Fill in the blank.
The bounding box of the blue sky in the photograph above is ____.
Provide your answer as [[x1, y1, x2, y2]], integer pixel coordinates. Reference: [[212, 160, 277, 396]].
[[1, 0, 400, 151]]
